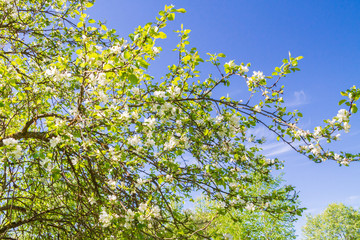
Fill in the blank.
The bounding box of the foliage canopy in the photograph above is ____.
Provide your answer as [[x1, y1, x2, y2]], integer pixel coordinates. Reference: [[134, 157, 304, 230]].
[[194, 175, 299, 240], [0, 0, 359, 239], [302, 203, 360, 240]]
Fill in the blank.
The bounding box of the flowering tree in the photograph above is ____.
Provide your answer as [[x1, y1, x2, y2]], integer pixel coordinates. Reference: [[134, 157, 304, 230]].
[[0, 0, 359, 239]]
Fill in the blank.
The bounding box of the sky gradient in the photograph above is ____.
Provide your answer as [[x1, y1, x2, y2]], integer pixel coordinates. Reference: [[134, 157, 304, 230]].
[[87, 1, 360, 238]]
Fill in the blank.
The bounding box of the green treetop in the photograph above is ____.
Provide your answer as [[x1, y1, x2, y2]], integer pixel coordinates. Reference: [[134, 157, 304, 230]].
[[302, 203, 360, 240]]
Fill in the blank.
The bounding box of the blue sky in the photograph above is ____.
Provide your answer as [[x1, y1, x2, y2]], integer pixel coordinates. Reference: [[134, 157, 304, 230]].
[[87, 1, 360, 237]]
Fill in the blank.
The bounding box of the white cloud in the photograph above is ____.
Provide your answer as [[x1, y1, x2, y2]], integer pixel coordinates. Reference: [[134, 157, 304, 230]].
[[345, 195, 360, 207], [348, 195, 360, 201], [303, 208, 321, 215], [265, 144, 293, 157], [260, 142, 293, 157], [246, 126, 274, 139], [285, 90, 309, 107]]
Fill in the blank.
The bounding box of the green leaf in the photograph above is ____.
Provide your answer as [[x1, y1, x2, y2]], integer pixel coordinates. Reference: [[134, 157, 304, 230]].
[[340, 91, 348, 96], [351, 104, 358, 113], [218, 53, 226, 58], [128, 74, 139, 84], [167, 13, 175, 21], [182, 55, 191, 62], [77, 22, 84, 28], [157, 32, 167, 39], [85, 2, 94, 8], [138, 58, 150, 69], [101, 25, 107, 31], [204, 129, 210, 136], [103, 64, 112, 70], [15, 58, 23, 65], [51, 169, 61, 181], [338, 99, 346, 105], [88, 19, 96, 24], [175, 8, 186, 13], [158, 176, 164, 185]]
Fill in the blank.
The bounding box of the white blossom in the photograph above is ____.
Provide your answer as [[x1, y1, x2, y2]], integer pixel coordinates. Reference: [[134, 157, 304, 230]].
[[120, 110, 130, 120], [49, 136, 62, 148], [329, 118, 336, 126], [12, 145, 22, 158], [161, 102, 173, 112], [95, 45, 103, 52], [218, 201, 226, 208], [40, 157, 50, 167], [248, 136, 255, 142], [60, 71, 72, 79], [229, 114, 240, 126], [343, 122, 351, 133], [165, 174, 173, 182], [145, 138, 155, 147], [139, 203, 147, 212], [314, 126, 322, 136], [154, 91, 166, 98], [108, 195, 117, 202], [132, 87, 140, 95], [336, 109, 349, 122], [340, 158, 350, 165], [128, 135, 141, 146], [69, 106, 78, 115], [108, 179, 117, 190], [125, 209, 135, 222], [151, 205, 161, 218], [138, 214, 146, 223], [245, 202, 255, 211], [152, 46, 160, 54], [164, 137, 177, 150], [309, 144, 321, 155], [97, 73, 107, 85], [99, 208, 113, 227], [180, 135, 190, 148], [136, 178, 146, 187], [254, 105, 261, 113], [45, 66, 58, 77], [229, 182, 237, 188], [46, 163, 53, 173], [98, 91, 109, 103], [215, 115, 224, 124], [110, 45, 121, 54], [144, 117, 156, 129], [88, 197, 96, 205], [252, 71, 265, 80], [334, 134, 341, 140], [265, 158, 275, 165], [239, 65, 249, 73], [168, 86, 181, 98], [226, 60, 236, 68], [3, 138, 18, 146], [223, 233, 233, 240]]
